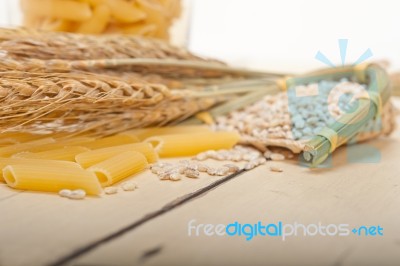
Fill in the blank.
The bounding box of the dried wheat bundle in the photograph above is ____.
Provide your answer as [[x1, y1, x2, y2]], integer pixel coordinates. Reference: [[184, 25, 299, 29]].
[[0, 27, 224, 79], [0, 27, 204, 61], [0, 28, 283, 80], [0, 57, 187, 89], [0, 69, 224, 136], [0, 28, 283, 136]]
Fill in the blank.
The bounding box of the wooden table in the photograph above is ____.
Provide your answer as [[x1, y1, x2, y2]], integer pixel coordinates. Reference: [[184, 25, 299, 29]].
[[1, 118, 400, 266]]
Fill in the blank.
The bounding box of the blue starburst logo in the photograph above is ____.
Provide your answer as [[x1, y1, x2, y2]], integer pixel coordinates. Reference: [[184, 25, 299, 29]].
[[290, 39, 382, 167], [315, 39, 373, 67]]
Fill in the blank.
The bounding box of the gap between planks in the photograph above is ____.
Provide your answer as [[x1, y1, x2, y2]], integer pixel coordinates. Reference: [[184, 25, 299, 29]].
[[49, 170, 246, 266]]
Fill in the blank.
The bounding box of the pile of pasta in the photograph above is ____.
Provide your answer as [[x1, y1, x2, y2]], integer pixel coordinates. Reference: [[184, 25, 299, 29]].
[[20, 0, 181, 40], [0, 126, 240, 196]]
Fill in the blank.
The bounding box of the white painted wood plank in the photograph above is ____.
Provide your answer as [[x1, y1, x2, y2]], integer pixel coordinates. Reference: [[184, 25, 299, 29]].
[[0, 158, 240, 266], [70, 137, 400, 266]]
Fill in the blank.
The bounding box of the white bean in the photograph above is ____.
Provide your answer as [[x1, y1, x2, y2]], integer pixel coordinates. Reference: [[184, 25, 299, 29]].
[[169, 173, 182, 181], [121, 182, 137, 191], [185, 169, 200, 179], [59, 189, 72, 198], [270, 166, 283, 172], [270, 153, 285, 161], [68, 189, 86, 200], [224, 164, 240, 173], [104, 187, 118, 195]]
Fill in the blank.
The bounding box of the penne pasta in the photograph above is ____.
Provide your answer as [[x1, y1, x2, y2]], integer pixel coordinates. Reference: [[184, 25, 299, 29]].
[[79, 0, 104, 6], [145, 131, 241, 157], [3, 164, 102, 195], [84, 134, 139, 150], [106, 0, 147, 23], [0, 138, 55, 157], [136, 0, 168, 39], [21, 0, 92, 21], [75, 142, 157, 168], [0, 132, 45, 144], [121, 23, 157, 36], [121, 125, 212, 140], [76, 4, 110, 34], [38, 18, 77, 32], [159, 0, 181, 20], [0, 158, 83, 182], [0, 138, 18, 146], [26, 137, 94, 153], [88, 151, 147, 187], [12, 146, 90, 161]]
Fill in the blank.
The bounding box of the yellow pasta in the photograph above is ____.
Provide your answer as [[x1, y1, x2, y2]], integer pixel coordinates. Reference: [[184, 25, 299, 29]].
[[121, 23, 157, 36], [105, 0, 147, 23], [26, 137, 95, 153], [121, 125, 212, 140], [22, 0, 180, 40], [84, 135, 139, 150], [136, 0, 168, 39], [75, 142, 157, 168], [145, 131, 241, 157], [0, 158, 83, 182], [88, 151, 147, 187], [21, 0, 92, 21], [0, 138, 18, 146], [3, 164, 102, 195], [0, 138, 55, 157], [0, 132, 45, 145], [12, 146, 90, 161], [76, 4, 110, 34], [39, 18, 77, 32], [159, 0, 181, 19]]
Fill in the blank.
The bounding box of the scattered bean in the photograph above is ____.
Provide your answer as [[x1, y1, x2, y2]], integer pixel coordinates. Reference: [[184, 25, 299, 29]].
[[224, 164, 240, 173], [104, 187, 118, 194], [121, 182, 137, 191], [59, 189, 72, 198], [185, 169, 200, 179], [244, 162, 256, 170], [169, 173, 182, 181], [197, 164, 209, 172], [270, 153, 285, 161], [216, 167, 229, 176], [69, 189, 86, 199], [270, 166, 283, 172]]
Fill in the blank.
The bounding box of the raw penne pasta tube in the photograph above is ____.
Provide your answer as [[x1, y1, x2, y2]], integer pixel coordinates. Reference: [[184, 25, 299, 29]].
[[145, 131, 241, 157], [122, 125, 211, 140], [79, 0, 104, 6], [21, 0, 92, 21], [106, 0, 147, 23], [75, 142, 157, 168], [0, 158, 82, 182], [27, 137, 94, 153], [39, 18, 77, 32], [0, 138, 18, 146], [3, 164, 102, 195], [159, 0, 181, 19], [0, 138, 55, 157], [0, 132, 45, 144], [88, 151, 147, 187], [136, 0, 168, 38], [13, 146, 90, 161], [84, 134, 139, 150], [76, 4, 110, 34], [121, 23, 157, 36]]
